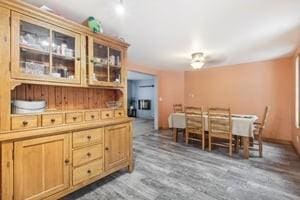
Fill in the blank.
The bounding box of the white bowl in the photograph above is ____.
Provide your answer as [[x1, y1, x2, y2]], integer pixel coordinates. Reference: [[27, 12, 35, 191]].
[[12, 100, 46, 114]]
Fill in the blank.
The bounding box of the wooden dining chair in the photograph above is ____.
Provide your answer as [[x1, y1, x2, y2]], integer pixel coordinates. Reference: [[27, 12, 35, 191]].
[[185, 107, 205, 150], [252, 106, 270, 157], [173, 104, 183, 113], [208, 107, 234, 157]]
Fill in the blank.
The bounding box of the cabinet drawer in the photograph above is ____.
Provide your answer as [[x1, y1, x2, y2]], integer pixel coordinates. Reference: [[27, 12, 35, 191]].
[[73, 128, 103, 148], [114, 109, 125, 118], [73, 144, 103, 167], [73, 159, 103, 185], [85, 111, 99, 121], [11, 115, 38, 130], [101, 110, 113, 120], [42, 113, 64, 127], [66, 112, 83, 124]]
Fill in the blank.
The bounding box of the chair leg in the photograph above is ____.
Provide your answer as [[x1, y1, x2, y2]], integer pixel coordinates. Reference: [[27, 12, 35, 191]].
[[185, 131, 189, 145], [229, 137, 232, 157], [259, 133, 263, 157], [173, 128, 178, 142], [239, 136, 242, 147], [208, 134, 212, 151], [250, 137, 254, 147], [202, 133, 205, 150]]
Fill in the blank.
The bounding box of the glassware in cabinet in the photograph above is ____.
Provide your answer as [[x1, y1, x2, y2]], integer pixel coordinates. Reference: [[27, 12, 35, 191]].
[[92, 43, 109, 82], [11, 12, 81, 84], [19, 20, 50, 76], [108, 48, 122, 84], [51, 31, 76, 80]]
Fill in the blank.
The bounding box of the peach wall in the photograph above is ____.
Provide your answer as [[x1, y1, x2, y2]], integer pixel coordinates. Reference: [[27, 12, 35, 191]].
[[185, 57, 294, 141], [127, 63, 185, 128], [158, 70, 184, 128], [291, 49, 300, 154]]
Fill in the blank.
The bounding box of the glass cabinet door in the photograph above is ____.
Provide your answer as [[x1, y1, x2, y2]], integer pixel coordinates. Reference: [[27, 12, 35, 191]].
[[88, 37, 124, 87], [92, 43, 109, 82], [51, 31, 76, 80], [108, 48, 122, 84], [11, 13, 81, 84], [19, 20, 50, 77]]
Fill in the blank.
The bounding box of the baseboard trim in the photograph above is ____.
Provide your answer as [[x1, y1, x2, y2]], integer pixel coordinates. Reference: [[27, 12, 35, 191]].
[[262, 137, 292, 145]]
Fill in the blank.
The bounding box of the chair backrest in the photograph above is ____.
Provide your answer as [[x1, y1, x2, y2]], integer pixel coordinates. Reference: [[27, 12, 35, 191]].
[[173, 104, 183, 113], [208, 107, 232, 136], [185, 106, 204, 132], [261, 106, 270, 129]]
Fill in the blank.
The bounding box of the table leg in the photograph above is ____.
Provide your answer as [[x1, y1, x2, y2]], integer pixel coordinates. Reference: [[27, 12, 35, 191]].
[[243, 136, 249, 159], [173, 128, 178, 142], [234, 135, 239, 153]]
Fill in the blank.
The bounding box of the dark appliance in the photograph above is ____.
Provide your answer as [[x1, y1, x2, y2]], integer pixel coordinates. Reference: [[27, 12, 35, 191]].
[[138, 99, 151, 110]]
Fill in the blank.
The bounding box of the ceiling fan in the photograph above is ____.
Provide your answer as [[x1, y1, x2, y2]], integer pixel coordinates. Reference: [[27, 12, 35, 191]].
[[190, 52, 227, 69]]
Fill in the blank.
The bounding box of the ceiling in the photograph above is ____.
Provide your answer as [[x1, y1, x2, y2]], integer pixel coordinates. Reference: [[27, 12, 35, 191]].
[[24, 0, 300, 70], [127, 71, 154, 80]]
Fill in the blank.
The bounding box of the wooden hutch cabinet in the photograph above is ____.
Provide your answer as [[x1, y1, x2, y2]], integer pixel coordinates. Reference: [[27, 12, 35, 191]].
[[0, 1, 133, 200]]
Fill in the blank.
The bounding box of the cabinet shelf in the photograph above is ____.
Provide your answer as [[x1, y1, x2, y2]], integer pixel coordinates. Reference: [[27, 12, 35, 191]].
[[52, 53, 75, 61], [94, 62, 107, 68], [20, 44, 50, 56], [109, 65, 121, 68]]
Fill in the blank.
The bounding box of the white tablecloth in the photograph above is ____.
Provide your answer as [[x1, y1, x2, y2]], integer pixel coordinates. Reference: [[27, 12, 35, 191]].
[[168, 112, 258, 137]]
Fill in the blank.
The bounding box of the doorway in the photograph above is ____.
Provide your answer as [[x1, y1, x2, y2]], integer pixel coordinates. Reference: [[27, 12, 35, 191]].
[[127, 71, 158, 130]]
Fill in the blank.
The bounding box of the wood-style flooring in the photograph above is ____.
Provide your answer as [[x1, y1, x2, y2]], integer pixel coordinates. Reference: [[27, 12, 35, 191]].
[[64, 118, 300, 200]]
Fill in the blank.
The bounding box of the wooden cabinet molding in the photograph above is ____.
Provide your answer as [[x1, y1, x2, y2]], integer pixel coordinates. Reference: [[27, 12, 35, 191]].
[[0, 6, 11, 131]]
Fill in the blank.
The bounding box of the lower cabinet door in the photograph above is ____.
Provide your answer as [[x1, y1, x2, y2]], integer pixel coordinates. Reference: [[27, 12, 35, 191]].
[[14, 134, 70, 200], [104, 123, 130, 171]]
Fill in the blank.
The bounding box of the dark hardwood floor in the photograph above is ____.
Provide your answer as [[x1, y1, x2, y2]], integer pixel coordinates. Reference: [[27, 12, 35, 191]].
[[64, 118, 300, 200]]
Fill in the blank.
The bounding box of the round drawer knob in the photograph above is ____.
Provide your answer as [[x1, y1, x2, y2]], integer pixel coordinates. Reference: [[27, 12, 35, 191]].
[[106, 113, 109, 117], [119, 112, 122, 115], [87, 152, 91, 157], [87, 170, 91, 174], [73, 116, 77, 121], [51, 119, 56, 123], [87, 135, 91, 140], [64, 159, 70, 164], [105, 147, 109, 151], [22, 121, 28, 126], [91, 115, 95, 119]]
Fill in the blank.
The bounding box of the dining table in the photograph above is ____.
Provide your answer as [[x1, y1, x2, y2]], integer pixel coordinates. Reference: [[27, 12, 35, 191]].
[[168, 112, 258, 159]]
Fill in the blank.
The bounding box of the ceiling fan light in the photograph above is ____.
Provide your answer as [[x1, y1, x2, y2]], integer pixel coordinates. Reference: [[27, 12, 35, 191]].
[[191, 52, 205, 69], [191, 60, 205, 69]]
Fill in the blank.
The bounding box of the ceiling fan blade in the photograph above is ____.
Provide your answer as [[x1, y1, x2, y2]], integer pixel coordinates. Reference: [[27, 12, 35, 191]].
[[204, 54, 228, 65]]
